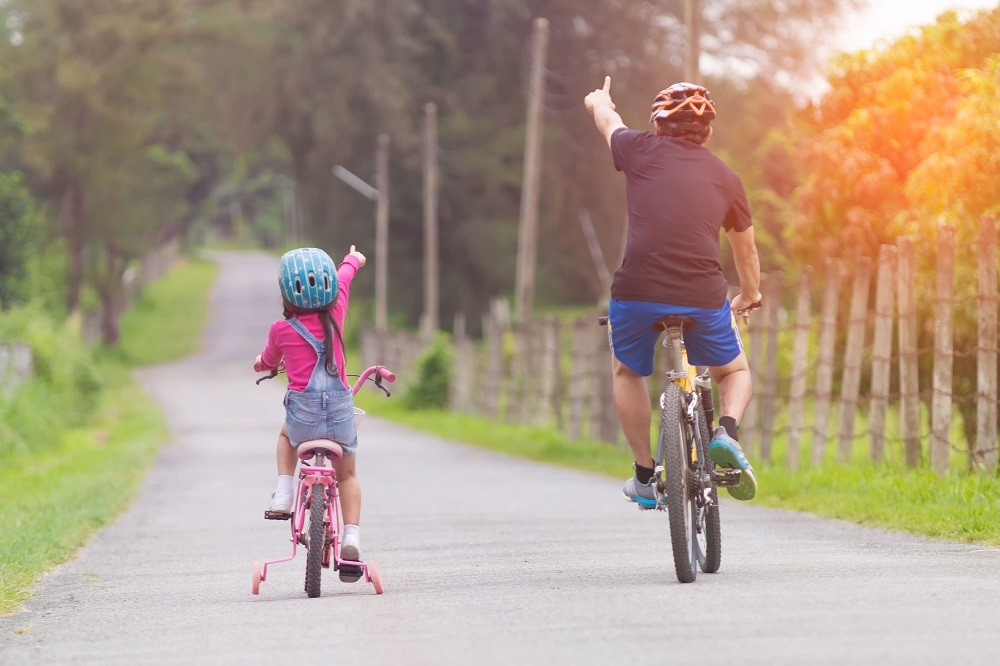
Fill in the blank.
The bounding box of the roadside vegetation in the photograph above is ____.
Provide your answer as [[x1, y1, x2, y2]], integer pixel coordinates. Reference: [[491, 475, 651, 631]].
[[0, 258, 216, 615], [356, 390, 1000, 547]]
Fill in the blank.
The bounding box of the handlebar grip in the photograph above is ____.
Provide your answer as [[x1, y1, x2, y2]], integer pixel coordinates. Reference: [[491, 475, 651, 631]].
[[376, 366, 396, 383], [253, 362, 264, 373]]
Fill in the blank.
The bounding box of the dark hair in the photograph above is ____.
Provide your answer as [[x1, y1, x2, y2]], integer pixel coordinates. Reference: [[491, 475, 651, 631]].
[[653, 119, 711, 144], [282, 298, 345, 377]]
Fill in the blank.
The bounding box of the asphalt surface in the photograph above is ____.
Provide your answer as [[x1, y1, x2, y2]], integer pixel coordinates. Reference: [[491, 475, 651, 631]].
[[2, 250, 999, 665]]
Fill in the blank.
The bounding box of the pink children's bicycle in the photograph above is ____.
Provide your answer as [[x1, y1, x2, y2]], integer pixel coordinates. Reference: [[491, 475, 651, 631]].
[[251, 364, 396, 598]]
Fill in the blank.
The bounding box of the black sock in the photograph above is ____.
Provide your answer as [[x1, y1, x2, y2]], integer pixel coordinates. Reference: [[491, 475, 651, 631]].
[[719, 416, 739, 441], [635, 462, 655, 484]]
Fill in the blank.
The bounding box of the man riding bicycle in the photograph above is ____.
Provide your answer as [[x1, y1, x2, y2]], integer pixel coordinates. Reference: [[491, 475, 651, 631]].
[[584, 76, 760, 506]]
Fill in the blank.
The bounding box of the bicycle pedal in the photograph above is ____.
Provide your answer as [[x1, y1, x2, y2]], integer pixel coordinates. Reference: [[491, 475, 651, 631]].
[[264, 510, 293, 521], [339, 564, 363, 582], [714, 468, 742, 488]]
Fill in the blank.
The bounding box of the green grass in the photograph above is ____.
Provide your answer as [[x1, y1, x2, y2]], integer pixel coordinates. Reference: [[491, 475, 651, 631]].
[[0, 256, 216, 615], [356, 391, 1000, 547], [116, 257, 216, 365], [756, 462, 1000, 545], [0, 366, 165, 613]]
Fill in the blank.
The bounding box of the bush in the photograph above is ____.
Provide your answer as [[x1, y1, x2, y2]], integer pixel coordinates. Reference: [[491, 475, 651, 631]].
[[0, 306, 104, 456], [402, 334, 452, 411]]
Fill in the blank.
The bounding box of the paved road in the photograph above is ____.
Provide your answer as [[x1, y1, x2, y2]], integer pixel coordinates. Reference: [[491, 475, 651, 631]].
[[3, 251, 999, 665]]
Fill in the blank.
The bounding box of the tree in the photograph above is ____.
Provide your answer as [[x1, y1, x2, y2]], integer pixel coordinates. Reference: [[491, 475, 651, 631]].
[[2, 0, 206, 341], [0, 172, 39, 308], [788, 7, 1000, 264]]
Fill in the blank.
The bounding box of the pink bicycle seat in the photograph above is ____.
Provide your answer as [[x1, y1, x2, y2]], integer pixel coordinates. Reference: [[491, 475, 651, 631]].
[[297, 439, 344, 461]]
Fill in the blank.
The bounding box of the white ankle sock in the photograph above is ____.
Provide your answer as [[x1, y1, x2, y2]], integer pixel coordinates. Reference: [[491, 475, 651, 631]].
[[276, 475, 294, 494], [343, 524, 360, 540]]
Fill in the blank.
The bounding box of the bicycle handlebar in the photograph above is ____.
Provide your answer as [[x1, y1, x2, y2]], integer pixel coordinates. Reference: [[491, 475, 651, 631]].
[[254, 362, 396, 396], [350, 365, 396, 396]]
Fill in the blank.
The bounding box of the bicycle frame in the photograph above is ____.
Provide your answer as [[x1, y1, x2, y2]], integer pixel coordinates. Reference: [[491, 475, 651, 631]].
[[256, 456, 345, 583], [654, 324, 711, 499]]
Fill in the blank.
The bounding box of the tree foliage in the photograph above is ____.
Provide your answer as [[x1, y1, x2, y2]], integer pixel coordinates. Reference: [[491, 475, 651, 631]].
[[0, 0, 862, 339], [788, 7, 1000, 265]]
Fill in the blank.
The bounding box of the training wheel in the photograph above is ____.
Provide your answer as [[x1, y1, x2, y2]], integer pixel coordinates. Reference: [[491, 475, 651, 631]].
[[368, 562, 384, 595], [252, 561, 262, 595]]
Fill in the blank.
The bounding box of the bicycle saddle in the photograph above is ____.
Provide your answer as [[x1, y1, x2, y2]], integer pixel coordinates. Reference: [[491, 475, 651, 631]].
[[297, 439, 344, 461], [652, 315, 695, 332]]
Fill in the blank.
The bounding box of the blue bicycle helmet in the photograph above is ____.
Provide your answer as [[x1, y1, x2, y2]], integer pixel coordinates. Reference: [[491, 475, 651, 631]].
[[278, 248, 337, 309]]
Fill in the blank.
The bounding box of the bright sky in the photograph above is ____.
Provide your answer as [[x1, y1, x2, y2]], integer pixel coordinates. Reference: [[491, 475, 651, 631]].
[[800, 0, 997, 97], [834, 0, 998, 52]]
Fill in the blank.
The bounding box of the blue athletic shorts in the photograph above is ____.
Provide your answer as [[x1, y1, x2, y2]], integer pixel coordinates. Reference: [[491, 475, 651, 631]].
[[607, 298, 744, 376]]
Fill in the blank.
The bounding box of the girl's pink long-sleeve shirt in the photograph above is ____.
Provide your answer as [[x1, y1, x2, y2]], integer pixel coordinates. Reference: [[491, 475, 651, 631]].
[[259, 255, 360, 391]]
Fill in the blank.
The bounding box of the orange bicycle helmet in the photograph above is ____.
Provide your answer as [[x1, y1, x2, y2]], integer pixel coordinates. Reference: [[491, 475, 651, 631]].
[[649, 82, 716, 143]]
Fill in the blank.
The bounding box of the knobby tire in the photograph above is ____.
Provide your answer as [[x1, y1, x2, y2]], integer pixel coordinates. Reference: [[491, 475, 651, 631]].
[[304, 483, 327, 598], [660, 383, 697, 583], [696, 403, 722, 574]]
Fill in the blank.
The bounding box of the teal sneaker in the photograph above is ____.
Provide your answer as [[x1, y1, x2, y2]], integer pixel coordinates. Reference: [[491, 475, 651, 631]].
[[708, 427, 757, 500], [622, 475, 657, 509]]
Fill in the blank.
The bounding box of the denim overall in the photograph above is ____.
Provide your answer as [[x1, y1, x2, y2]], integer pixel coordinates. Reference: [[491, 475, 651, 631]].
[[282, 317, 358, 454]]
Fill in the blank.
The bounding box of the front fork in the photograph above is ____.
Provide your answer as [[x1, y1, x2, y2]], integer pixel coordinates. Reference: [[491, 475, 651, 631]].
[[654, 385, 715, 510]]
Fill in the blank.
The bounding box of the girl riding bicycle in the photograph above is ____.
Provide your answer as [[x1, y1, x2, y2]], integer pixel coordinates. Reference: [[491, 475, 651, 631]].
[[254, 245, 367, 580]]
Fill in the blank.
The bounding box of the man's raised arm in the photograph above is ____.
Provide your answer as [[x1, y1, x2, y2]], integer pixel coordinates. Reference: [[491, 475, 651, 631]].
[[584, 76, 627, 148]]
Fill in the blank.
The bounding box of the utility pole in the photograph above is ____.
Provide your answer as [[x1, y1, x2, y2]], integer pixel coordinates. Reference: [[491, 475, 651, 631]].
[[685, 0, 701, 82], [513, 16, 549, 326], [375, 133, 390, 333], [421, 103, 440, 340]]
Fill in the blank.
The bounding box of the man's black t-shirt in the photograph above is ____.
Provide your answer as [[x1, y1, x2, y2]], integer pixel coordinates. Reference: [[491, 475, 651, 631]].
[[610, 127, 752, 310]]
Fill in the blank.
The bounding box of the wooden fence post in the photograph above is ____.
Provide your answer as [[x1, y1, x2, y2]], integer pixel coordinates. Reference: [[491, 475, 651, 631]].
[[931, 227, 955, 475], [540, 315, 563, 429], [506, 322, 531, 424], [567, 316, 591, 439], [837, 256, 871, 463], [526, 322, 544, 424], [896, 236, 921, 467], [742, 273, 768, 456], [481, 298, 508, 417], [758, 270, 784, 463], [813, 257, 842, 465], [869, 244, 897, 463], [976, 216, 998, 472], [449, 313, 475, 413], [590, 324, 618, 443], [786, 267, 812, 470]]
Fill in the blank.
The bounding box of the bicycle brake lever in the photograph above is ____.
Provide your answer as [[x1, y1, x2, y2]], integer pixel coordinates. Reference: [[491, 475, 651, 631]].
[[374, 375, 391, 397], [255, 369, 278, 385]]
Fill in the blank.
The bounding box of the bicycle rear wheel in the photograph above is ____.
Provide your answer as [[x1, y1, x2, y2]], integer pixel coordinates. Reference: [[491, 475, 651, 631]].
[[696, 405, 722, 573], [658, 383, 697, 583], [304, 483, 327, 598]]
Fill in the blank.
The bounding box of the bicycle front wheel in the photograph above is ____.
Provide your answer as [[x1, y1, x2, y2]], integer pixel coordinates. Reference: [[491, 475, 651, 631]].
[[304, 483, 327, 598], [658, 383, 697, 583]]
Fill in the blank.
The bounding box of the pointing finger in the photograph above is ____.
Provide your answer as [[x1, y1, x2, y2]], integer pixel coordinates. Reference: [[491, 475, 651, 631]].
[[603, 75, 611, 92]]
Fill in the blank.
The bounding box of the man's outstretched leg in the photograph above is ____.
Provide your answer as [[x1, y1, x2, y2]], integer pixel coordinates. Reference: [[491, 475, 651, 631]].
[[709, 352, 757, 500], [613, 358, 658, 508]]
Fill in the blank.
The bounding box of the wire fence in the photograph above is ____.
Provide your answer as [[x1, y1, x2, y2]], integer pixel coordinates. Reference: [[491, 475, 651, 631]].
[[363, 217, 999, 478]]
